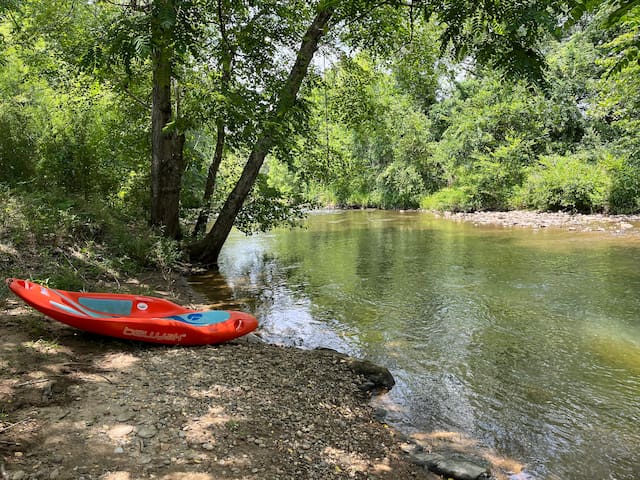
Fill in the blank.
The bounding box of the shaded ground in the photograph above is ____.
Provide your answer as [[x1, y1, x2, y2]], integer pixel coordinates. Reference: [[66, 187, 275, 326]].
[[0, 275, 438, 480]]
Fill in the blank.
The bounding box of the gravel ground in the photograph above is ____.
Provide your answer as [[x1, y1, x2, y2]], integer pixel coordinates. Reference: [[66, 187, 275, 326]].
[[0, 277, 438, 480]]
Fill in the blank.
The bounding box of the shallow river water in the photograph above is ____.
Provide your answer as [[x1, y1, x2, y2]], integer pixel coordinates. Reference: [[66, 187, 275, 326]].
[[191, 210, 640, 479]]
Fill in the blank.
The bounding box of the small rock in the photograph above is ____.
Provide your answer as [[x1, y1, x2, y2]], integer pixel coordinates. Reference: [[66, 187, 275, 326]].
[[399, 442, 418, 454], [373, 406, 388, 421], [114, 446, 125, 454], [136, 425, 158, 439], [115, 412, 135, 422], [243, 333, 265, 344], [11, 471, 27, 480]]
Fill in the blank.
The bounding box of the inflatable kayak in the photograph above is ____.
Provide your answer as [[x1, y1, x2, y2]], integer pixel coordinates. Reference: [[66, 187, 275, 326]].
[[6, 278, 258, 345]]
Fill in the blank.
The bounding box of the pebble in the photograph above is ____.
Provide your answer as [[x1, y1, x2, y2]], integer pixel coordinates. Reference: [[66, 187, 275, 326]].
[[116, 412, 135, 422], [136, 425, 158, 439]]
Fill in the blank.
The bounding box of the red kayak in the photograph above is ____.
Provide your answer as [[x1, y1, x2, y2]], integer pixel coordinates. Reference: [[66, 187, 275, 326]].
[[6, 278, 258, 345]]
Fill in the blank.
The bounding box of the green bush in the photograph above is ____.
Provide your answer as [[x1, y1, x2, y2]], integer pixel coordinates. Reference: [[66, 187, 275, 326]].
[[420, 187, 474, 212], [0, 188, 183, 294], [519, 155, 610, 213], [458, 160, 518, 211], [605, 155, 640, 214], [376, 162, 424, 209], [0, 108, 37, 184]]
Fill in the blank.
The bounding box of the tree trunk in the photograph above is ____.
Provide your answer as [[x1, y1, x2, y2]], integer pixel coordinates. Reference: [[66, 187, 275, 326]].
[[150, 0, 184, 240], [192, 119, 225, 238], [192, 1, 235, 239], [188, 5, 335, 266]]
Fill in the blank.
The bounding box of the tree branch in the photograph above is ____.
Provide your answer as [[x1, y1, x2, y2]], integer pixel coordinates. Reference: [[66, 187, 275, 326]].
[[123, 84, 151, 110]]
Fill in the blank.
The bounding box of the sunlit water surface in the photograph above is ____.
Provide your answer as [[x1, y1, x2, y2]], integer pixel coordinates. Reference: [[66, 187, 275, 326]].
[[191, 211, 640, 479]]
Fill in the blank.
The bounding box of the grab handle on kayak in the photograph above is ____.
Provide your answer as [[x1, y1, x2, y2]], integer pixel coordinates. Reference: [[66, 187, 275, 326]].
[[234, 319, 242, 331]]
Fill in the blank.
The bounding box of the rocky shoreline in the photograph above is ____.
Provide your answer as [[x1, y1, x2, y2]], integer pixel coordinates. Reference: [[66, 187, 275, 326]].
[[436, 209, 640, 234], [0, 274, 450, 480]]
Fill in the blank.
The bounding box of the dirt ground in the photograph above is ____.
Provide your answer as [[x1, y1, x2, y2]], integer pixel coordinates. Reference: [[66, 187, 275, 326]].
[[0, 275, 439, 480]]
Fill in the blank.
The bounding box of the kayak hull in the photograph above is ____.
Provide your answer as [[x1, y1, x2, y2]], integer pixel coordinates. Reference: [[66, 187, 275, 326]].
[[6, 278, 258, 345]]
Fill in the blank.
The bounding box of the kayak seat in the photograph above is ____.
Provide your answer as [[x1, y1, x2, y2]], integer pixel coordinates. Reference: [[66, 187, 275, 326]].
[[78, 297, 133, 315]]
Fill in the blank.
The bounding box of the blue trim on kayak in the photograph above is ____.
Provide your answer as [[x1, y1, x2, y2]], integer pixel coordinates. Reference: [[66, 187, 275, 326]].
[[167, 311, 231, 326], [54, 290, 112, 318], [49, 301, 84, 316]]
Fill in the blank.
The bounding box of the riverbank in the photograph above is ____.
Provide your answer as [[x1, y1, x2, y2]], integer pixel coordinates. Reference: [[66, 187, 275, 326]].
[[435, 209, 640, 234], [0, 273, 441, 480], [4, 209, 637, 480]]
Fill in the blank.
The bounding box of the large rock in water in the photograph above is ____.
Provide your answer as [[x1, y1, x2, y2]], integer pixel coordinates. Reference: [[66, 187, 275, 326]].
[[411, 453, 490, 480], [345, 357, 396, 391], [315, 348, 395, 392]]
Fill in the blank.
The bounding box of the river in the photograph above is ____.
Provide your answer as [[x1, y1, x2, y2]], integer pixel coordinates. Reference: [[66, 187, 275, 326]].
[[190, 210, 640, 479]]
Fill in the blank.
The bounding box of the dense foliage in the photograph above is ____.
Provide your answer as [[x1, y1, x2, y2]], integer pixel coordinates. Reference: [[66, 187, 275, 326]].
[[0, 0, 639, 269], [288, 7, 640, 214]]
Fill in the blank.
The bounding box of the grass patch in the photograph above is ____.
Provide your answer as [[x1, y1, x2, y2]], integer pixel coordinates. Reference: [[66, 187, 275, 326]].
[[0, 187, 184, 302]]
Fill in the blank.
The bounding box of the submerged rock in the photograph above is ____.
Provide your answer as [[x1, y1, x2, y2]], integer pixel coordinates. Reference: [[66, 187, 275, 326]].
[[411, 452, 490, 480]]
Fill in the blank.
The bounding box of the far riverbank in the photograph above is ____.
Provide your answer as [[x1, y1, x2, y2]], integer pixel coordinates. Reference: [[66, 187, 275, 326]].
[[432, 209, 640, 234]]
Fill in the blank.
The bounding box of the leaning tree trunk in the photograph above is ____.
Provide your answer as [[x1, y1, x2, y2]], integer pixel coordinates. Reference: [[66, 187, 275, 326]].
[[192, 120, 225, 238], [150, 0, 184, 240], [188, 5, 335, 266], [192, 1, 235, 239]]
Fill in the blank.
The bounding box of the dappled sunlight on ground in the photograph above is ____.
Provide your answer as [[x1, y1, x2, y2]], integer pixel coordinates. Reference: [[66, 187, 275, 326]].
[[160, 473, 217, 480], [97, 352, 140, 371], [322, 446, 376, 475], [101, 472, 132, 480], [183, 405, 237, 445], [1, 299, 433, 479], [0, 242, 18, 257]]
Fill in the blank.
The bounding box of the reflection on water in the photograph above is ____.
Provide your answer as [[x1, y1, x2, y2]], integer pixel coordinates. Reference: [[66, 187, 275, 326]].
[[191, 210, 640, 479]]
